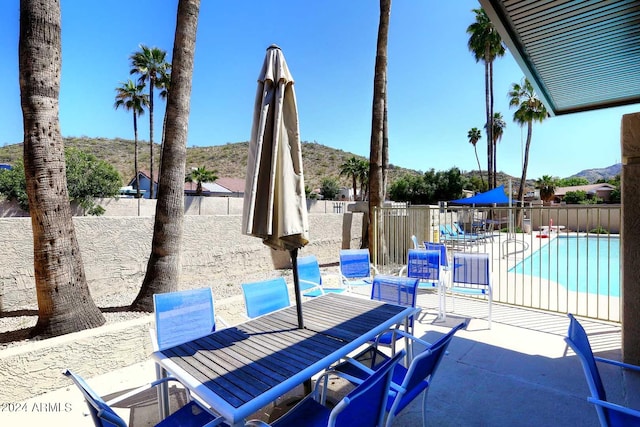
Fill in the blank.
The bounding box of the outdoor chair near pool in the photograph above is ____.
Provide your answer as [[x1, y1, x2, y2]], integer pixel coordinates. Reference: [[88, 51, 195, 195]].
[[339, 249, 379, 291], [296, 254, 347, 298], [565, 313, 640, 427], [151, 287, 230, 421], [423, 241, 450, 271], [245, 350, 406, 427], [241, 277, 291, 319], [369, 275, 421, 355], [449, 252, 492, 329], [453, 222, 492, 242], [331, 320, 468, 427], [152, 287, 227, 352], [63, 369, 224, 427], [439, 224, 475, 247], [399, 249, 446, 321]]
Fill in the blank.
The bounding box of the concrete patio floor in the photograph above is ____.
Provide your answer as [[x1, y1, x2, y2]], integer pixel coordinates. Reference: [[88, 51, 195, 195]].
[[5, 292, 639, 427]]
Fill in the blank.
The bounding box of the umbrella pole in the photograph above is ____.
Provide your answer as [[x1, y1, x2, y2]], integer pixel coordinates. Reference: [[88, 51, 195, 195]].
[[290, 248, 304, 329], [290, 248, 312, 395]]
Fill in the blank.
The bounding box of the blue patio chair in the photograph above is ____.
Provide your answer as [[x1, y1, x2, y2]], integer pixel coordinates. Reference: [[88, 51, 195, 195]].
[[449, 252, 492, 328], [297, 255, 346, 297], [241, 277, 291, 318], [245, 350, 406, 427], [453, 222, 490, 242], [339, 249, 379, 290], [399, 249, 445, 321], [153, 288, 223, 351], [369, 275, 420, 353], [438, 225, 472, 247], [565, 313, 640, 427], [332, 321, 468, 427], [62, 369, 224, 427], [152, 288, 229, 419], [423, 241, 449, 270]]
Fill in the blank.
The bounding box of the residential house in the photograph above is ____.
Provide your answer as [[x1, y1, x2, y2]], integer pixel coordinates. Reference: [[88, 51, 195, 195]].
[[126, 170, 158, 199], [128, 171, 245, 198], [553, 183, 616, 203]]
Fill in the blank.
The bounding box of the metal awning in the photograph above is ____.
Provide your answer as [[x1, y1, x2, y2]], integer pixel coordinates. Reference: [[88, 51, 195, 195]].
[[479, 0, 640, 116]]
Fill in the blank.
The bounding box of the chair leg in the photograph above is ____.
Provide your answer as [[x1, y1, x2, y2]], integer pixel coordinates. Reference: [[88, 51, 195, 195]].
[[421, 387, 429, 427]]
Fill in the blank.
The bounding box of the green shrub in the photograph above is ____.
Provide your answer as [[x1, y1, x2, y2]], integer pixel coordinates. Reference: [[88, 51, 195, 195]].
[[589, 226, 609, 234]]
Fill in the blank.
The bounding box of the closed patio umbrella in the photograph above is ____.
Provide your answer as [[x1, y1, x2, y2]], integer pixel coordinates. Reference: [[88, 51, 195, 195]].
[[243, 44, 309, 328]]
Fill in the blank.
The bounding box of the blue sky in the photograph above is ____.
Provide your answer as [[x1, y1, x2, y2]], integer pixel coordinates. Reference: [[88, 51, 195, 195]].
[[1, 1, 637, 180]]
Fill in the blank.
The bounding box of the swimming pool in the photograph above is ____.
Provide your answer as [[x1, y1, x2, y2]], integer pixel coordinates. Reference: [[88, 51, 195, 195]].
[[510, 236, 620, 297]]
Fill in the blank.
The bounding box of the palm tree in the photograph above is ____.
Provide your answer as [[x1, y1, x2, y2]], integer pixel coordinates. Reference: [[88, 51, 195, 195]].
[[467, 8, 505, 190], [114, 80, 148, 200], [536, 175, 557, 204], [368, 0, 391, 251], [130, 45, 171, 200], [356, 158, 369, 201], [489, 112, 506, 188], [509, 78, 550, 222], [19, 0, 105, 337], [157, 71, 171, 195], [340, 157, 362, 201], [130, 0, 200, 311], [186, 166, 218, 196], [467, 127, 484, 188]]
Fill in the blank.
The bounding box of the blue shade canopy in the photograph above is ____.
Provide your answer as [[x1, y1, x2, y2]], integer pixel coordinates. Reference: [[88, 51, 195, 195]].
[[449, 185, 509, 205]]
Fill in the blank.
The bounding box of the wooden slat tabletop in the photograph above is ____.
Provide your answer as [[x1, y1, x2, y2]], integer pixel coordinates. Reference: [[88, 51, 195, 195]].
[[156, 293, 408, 415]]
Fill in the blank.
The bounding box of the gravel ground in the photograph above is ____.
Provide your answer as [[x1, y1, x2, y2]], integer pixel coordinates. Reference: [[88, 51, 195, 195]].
[[0, 265, 350, 351]]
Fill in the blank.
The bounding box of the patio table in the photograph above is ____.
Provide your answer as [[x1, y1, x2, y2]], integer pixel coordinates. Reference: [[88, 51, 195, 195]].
[[151, 293, 415, 426]]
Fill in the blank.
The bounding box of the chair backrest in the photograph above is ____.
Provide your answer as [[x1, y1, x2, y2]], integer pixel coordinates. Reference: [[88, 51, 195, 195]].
[[340, 249, 373, 279], [63, 370, 127, 427], [452, 252, 490, 287], [329, 350, 406, 427], [423, 242, 448, 268], [297, 255, 322, 290], [406, 249, 441, 282], [444, 224, 458, 236], [371, 275, 419, 308], [153, 288, 216, 351], [453, 222, 466, 235], [392, 321, 467, 416], [411, 235, 419, 249], [241, 277, 290, 318], [565, 313, 609, 425]]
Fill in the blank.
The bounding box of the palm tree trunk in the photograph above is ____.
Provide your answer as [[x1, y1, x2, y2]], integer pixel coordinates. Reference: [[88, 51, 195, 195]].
[[19, 0, 105, 337], [484, 52, 493, 189], [352, 175, 357, 201], [382, 78, 389, 201], [148, 78, 155, 200], [133, 111, 141, 200], [516, 122, 533, 226], [131, 0, 200, 311], [368, 0, 390, 254], [474, 147, 485, 187], [489, 60, 496, 188]]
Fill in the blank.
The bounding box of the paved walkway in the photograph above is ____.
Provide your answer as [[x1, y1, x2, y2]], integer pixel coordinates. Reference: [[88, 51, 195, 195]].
[[4, 293, 639, 426]]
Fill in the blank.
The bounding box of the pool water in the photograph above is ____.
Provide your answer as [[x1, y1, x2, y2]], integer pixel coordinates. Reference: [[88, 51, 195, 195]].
[[510, 236, 620, 297]]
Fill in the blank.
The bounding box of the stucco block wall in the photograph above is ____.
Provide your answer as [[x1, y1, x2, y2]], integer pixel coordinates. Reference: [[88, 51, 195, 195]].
[[0, 213, 363, 312], [0, 316, 154, 402]]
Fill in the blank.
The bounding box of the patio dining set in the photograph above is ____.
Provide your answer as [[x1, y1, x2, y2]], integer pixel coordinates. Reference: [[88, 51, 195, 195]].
[[61, 246, 639, 427]]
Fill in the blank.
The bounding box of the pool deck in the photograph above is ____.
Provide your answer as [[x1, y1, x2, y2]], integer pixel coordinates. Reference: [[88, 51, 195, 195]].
[[4, 291, 639, 427]]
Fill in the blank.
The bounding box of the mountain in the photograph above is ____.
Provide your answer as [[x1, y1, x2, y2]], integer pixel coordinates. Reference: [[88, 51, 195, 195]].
[[0, 138, 422, 191], [571, 163, 621, 183], [2, 137, 616, 192]]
